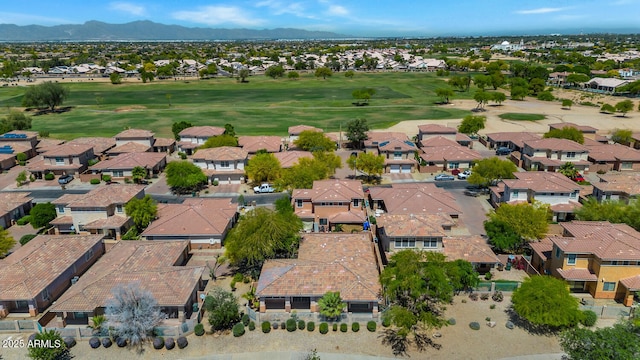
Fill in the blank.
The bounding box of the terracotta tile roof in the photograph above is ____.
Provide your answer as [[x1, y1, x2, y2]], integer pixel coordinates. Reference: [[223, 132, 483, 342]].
[[142, 198, 236, 237], [0, 130, 38, 139], [114, 129, 154, 138], [364, 131, 409, 147], [549, 221, 640, 261], [586, 144, 640, 162], [153, 137, 176, 147], [107, 142, 151, 154], [442, 236, 500, 264], [420, 145, 481, 162], [377, 213, 452, 237], [550, 201, 582, 213], [53, 184, 145, 208], [43, 143, 94, 157], [90, 152, 166, 171], [420, 136, 461, 148], [273, 151, 313, 168], [328, 209, 367, 223], [418, 123, 457, 134], [178, 126, 224, 138], [66, 137, 116, 155], [557, 268, 598, 281], [620, 275, 640, 291], [50, 240, 204, 312], [26, 157, 84, 172], [257, 233, 381, 302], [548, 122, 597, 133], [83, 215, 130, 229], [49, 216, 73, 225], [238, 136, 282, 153], [192, 146, 248, 161], [0, 192, 32, 217], [36, 138, 65, 153], [0, 142, 34, 154], [523, 138, 589, 152], [293, 179, 364, 202], [369, 183, 461, 216], [288, 125, 322, 135], [177, 141, 199, 150], [503, 171, 581, 193], [529, 239, 553, 261], [378, 138, 418, 152], [485, 132, 541, 148], [456, 133, 472, 142], [593, 173, 640, 196], [0, 235, 104, 301]]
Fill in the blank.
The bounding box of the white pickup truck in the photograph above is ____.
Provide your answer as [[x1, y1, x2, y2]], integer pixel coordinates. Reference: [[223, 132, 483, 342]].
[[457, 170, 472, 179], [253, 183, 275, 193]]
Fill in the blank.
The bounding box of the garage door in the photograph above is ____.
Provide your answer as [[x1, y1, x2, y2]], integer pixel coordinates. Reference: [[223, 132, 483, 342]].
[[401, 165, 412, 173], [390, 165, 400, 173], [264, 298, 285, 310]]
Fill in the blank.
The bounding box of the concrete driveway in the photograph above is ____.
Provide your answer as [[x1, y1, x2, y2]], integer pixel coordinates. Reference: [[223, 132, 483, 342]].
[[448, 186, 494, 236]]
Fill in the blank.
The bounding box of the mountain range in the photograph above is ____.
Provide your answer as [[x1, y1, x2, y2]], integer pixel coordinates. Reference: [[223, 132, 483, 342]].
[[0, 20, 350, 41]]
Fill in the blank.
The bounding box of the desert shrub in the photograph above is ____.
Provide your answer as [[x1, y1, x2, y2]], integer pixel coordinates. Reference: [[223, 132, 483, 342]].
[[165, 337, 175, 350], [382, 317, 391, 327], [101, 174, 111, 182], [492, 291, 504, 302], [116, 337, 127, 347], [490, 304, 496, 309], [233, 323, 245, 337], [45, 173, 55, 181], [505, 321, 514, 329], [272, 322, 278, 330], [194, 323, 205, 336], [480, 293, 490, 301], [307, 321, 315, 332], [333, 323, 338, 332], [469, 322, 481, 330], [485, 317, 492, 322], [340, 323, 348, 332], [469, 293, 479, 301], [101, 337, 112, 348], [596, 169, 607, 174], [367, 321, 376, 332], [286, 319, 297, 332], [179, 152, 187, 159], [90, 178, 100, 185], [153, 337, 164, 349], [213, 180, 219, 186], [89, 337, 101, 349], [484, 272, 492, 280], [177, 336, 188, 349], [319, 323, 329, 334], [249, 321, 256, 331], [448, 318, 456, 325], [242, 313, 250, 326], [461, 299, 467, 303], [20, 234, 37, 245], [63, 337, 76, 348], [581, 310, 597, 327], [280, 322, 286, 330], [16, 216, 31, 225], [262, 321, 271, 333], [298, 320, 305, 330], [352, 322, 360, 332], [233, 273, 244, 282]]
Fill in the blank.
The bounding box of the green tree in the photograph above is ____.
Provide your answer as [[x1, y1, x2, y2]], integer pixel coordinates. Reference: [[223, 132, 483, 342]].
[[27, 329, 69, 360], [491, 92, 506, 105], [287, 71, 300, 80], [574, 198, 640, 230], [352, 88, 376, 105], [165, 161, 208, 194], [558, 162, 579, 179], [0, 110, 32, 133], [473, 74, 491, 90], [314, 66, 333, 79], [237, 68, 250, 82], [528, 78, 546, 96], [445, 259, 479, 294], [473, 90, 492, 109], [560, 321, 640, 360], [105, 283, 163, 346], [318, 291, 345, 320], [312, 151, 342, 176], [543, 126, 584, 144], [131, 166, 147, 183], [615, 99, 634, 116], [490, 72, 506, 89], [484, 218, 522, 253], [537, 91, 555, 101], [22, 81, 69, 112], [344, 70, 355, 78], [345, 118, 369, 149], [171, 121, 193, 140], [205, 287, 240, 331], [434, 87, 454, 104], [566, 73, 590, 87], [223, 123, 236, 138], [448, 75, 470, 91], [276, 156, 331, 190], [611, 129, 633, 145], [0, 228, 16, 258], [510, 86, 528, 100], [562, 99, 573, 109], [512, 276, 583, 329], [124, 195, 157, 230], [109, 72, 122, 84], [457, 115, 486, 135], [199, 134, 238, 149], [467, 157, 517, 186], [600, 103, 616, 114], [347, 152, 384, 181], [16, 170, 27, 187], [246, 152, 282, 183], [29, 202, 57, 228], [265, 65, 285, 79], [294, 131, 335, 152], [489, 202, 549, 241]]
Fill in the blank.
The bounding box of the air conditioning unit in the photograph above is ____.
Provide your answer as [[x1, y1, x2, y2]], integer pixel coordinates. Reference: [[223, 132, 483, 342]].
[[71, 276, 80, 285]]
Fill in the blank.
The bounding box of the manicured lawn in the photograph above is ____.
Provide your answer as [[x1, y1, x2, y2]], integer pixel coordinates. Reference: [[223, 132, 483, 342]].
[[0, 72, 473, 139], [498, 113, 546, 121]]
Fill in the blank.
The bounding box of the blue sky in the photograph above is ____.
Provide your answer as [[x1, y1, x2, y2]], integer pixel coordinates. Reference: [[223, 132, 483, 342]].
[[1, 0, 639, 37]]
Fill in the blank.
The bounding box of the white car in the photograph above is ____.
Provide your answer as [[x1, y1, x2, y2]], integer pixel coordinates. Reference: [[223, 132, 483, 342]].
[[457, 170, 472, 179]]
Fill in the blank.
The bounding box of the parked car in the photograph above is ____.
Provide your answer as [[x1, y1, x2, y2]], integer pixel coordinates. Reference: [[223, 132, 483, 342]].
[[464, 189, 481, 197], [253, 183, 275, 193], [58, 174, 74, 185], [457, 170, 472, 179], [495, 147, 512, 155], [434, 174, 455, 181], [572, 173, 585, 182]]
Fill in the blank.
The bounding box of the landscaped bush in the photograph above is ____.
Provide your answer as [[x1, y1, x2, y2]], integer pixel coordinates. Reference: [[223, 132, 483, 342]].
[[352, 322, 360, 332], [505, 321, 514, 330], [480, 293, 490, 301], [16, 216, 31, 225], [367, 321, 376, 332], [319, 323, 329, 334], [178, 152, 187, 160], [116, 337, 127, 347], [286, 319, 297, 332], [581, 310, 597, 327], [272, 322, 278, 330], [19, 234, 37, 245], [448, 318, 456, 325], [382, 317, 391, 327], [242, 313, 250, 326], [44, 173, 55, 181], [492, 291, 504, 302], [469, 293, 479, 301], [101, 337, 112, 348], [177, 336, 188, 349], [490, 304, 496, 309], [332, 323, 338, 332], [280, 322, 286, 330], [248, 321, 256, 331], [194, 323, 205, 336], [90, 178, 100, 185], [63, 337, 76, 348], [340, 323, 348, 332], [469, 322, 481, 330], [233, 323, 245, 337], [165, 337, 175, 350], [89, 337, 101, 349], [484, 272, 492, 280], [153, 337, 164, 349], [262, 321, 271, 333], [307, 322, 315, 332], [298, 320, 305, 330]]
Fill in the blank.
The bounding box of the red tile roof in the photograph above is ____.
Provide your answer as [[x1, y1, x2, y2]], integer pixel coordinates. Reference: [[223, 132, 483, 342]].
[[549, 221, 640, 261], [293, 179, 364, 202], [377, 213, 452, 237], [530, 239, 553, 261], [620, 275, 640, 291], [273, 151, 313, 168], [503, 171, 581, 193], [288, 125, 322, 135], [369, 183, 461, 216], [420, 145, 481, 162], [485, 132, 541, 148], [107, 142, 151, 154], [557, 268, 598, 281], [593, 173, 640, 196], [114, 129, 154, 138], [142, 198, 236, 237], [523, 138, 589, 152], [53, 184, 145, 208], [238, 136, 282, 153], [66, 137, 116, 155], [586, 144, 640, 162], [43, 143, 94, 157], [442, 236, 500, 264], [192, 146, 248, 161], [420, 136, 461, 148], [179, 126, 224, 138], [0, 192, 32, 217], [90, 152, 166, 171], [418, 123, 457, 134]]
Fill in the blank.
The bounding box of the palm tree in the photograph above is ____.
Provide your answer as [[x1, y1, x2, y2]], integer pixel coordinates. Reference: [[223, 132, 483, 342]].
[[558, 162, 578, 179], [318, 291, 345, 321]]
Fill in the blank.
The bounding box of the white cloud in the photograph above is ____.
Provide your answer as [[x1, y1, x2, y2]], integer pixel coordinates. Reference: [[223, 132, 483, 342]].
[[109, 2, 146, 16], [515, 7, 566, 15], [255, 0, 309, 17], [0, 12, 71, 25], [327, 5, 348, 16], [172, 6, 264, 26]]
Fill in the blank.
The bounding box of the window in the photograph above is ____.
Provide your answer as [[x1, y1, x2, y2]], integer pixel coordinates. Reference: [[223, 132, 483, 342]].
[[353, 199, 359, 207], [55, 157, 64, 165], [555, 246, 561, 258], [57, 205, 65, 213], [566, 152, 576, 158], [570, 191, 578, 198], [603, 282, 616, 291], [41, 288, 50, 301], [296, 199, 303, 208], [85, 249, 94, 262], [112, 170, 123, 177], [622, 162, 633, 169], [423, 239, 438, 248], [511, 190, 519, 199], [567, 254, 576, 265], [116, 205, 123, 213], [395, 239, 416, 248], [393, 151, 402, 160], [319, 218, 328, 226], [220, 161, 230, 168], [449, 162, 459, 169]]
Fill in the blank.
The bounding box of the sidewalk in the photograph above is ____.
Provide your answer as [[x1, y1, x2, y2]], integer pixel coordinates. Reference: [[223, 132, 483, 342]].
[[187, 352, 398, 360]]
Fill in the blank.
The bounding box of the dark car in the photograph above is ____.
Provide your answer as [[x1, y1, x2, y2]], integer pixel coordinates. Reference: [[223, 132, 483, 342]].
[[495, 147, 512, 155], [434, 174, 455, 181], [464, 189, 481, 197], [58, 174, 74, 185]]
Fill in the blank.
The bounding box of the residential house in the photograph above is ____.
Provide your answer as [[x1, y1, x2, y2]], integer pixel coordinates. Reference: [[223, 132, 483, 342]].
[[591, 173, 640, 203], [419, 143, 482, 172], [530, 221, 640, 306], [482, 132, 541, 152], [49, 240, 205, 326], [27, 143, 95, 178], [273, 151, 313, 168], [0, 154, 15, 171], [521, 138, 590, 172], [376, 214, 499, 273], [292, 179, 366, 232], [35, 138, 65, 155], [256, 233, 381, 315], [491, 172, 581, 221], [288, 125, 322, 143], [50, 184, 145, 240], [586, 143, 640, 172], [142, 198, 237, 249], [368, 183, 461, 218], [238, 135, 282, 154], [375, 138, 419, 173], [363, 131, 409, 153], [177, 126, 225, 155], [417, 124, 457, 142], [0, 235, 104, 317], [88, 152, 167, 180], [0, 130, 39, 159], [548, 123, 599, 140], [582, 77, 629, 94], [65, 137, 116, 160], [192, 146, 248, 184], [152, 137, 176, 154], [0, 192, 33, 229], [114, 128, 155, 147]]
